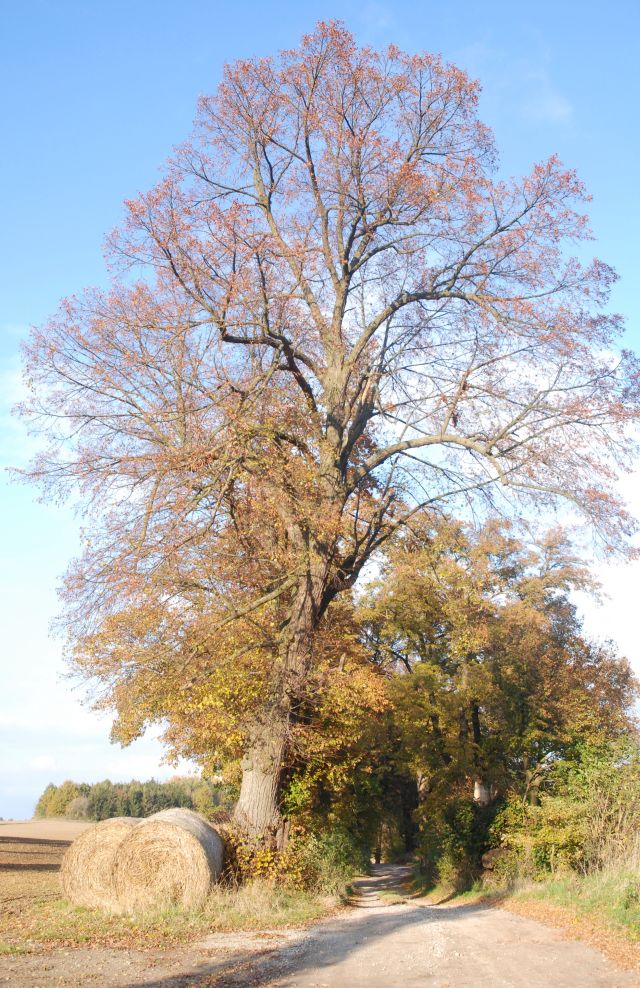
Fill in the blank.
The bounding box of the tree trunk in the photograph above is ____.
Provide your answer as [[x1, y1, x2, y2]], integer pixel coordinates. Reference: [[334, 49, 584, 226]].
[[232, 561, 324, 837], [233, 715, 288, 835], [524, 766, 542, 806], [473, 779, 491, 807]]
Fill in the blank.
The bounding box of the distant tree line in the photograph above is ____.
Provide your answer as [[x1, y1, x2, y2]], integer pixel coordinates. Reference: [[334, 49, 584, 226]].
[[34, 776, 237, 821]]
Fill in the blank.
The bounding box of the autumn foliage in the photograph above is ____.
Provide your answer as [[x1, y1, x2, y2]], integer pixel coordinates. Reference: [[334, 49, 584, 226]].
[[20, 22, 640, 837]]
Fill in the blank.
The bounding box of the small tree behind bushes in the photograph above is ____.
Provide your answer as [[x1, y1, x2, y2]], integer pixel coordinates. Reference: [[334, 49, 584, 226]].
[[34, 776, 236, 821]]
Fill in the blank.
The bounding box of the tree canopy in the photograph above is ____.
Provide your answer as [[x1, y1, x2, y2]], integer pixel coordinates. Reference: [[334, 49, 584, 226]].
[[21, 21, 640, 835]]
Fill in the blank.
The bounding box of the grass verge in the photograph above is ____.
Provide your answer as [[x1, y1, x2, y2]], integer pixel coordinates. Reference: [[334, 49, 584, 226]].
[[510, 870, 640, 940], [1, 879, 337, 952], [501, 880, 640, 973], [502, 866, 640, 968], [0, 943, 28, 956]]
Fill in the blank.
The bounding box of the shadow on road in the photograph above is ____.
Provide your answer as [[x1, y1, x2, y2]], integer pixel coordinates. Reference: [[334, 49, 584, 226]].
[[127, 895, 494, 988]]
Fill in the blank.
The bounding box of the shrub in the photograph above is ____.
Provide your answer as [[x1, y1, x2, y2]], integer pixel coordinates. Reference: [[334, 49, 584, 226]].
[[221, 824, 364, 894], [417, 797, 497, 892], [65, 795, 90, 820], [290, 827, 368, 894], [486, 741, 640, 885]]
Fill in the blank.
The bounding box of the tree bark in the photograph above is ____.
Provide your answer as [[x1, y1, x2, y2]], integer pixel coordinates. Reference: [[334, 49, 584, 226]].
[[473, 779, 491, 807], [232, 714, 288, 834], [232, 558, 325, 836]]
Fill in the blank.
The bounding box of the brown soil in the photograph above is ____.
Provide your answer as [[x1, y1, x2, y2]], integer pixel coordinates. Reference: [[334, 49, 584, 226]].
[[0, 820, 90, 917]]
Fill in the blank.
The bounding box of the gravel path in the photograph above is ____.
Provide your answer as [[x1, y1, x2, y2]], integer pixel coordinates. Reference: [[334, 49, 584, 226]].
[[213, 865, 637, 988], [236, 897, 636, 987]]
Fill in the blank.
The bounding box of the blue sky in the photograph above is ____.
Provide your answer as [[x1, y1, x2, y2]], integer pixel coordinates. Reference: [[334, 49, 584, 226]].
[[1, 0, 639, 818]]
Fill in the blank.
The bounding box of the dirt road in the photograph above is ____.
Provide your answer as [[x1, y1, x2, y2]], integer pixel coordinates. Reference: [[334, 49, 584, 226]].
[[225, 888, 637, 987], [1, 857, 636, 986]]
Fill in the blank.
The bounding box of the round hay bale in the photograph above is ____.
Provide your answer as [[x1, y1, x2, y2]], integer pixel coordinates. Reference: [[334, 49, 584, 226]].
[[114, 808, 224, 912], [61, 817, 139, 911]]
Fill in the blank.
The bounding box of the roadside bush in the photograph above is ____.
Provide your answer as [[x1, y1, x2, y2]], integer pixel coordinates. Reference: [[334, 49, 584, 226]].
[[417, 796, 497, 892], [222, 824, 364, 895], [486, 792, 578, 882], [487, 741, 640, 885], [291, 827, 368, 894]]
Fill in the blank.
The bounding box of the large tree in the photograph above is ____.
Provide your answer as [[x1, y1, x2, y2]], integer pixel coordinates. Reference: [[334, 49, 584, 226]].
[[21, 22, 639, 835]]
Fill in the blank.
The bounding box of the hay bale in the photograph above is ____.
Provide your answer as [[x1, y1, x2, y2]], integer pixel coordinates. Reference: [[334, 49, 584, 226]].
[[61, 816, 139, 911], [114, 808, 224, 912]]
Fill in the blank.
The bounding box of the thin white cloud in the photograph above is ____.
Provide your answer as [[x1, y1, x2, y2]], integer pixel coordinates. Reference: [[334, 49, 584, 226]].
[[29, 755, 56, 772], [452, 31, 573, 129], [0, 710, 111, 739], [103, 753, 197, 780], [2, 323, 31, 338], [360, 3, 395, 34], [522, 68, 572, 124]]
